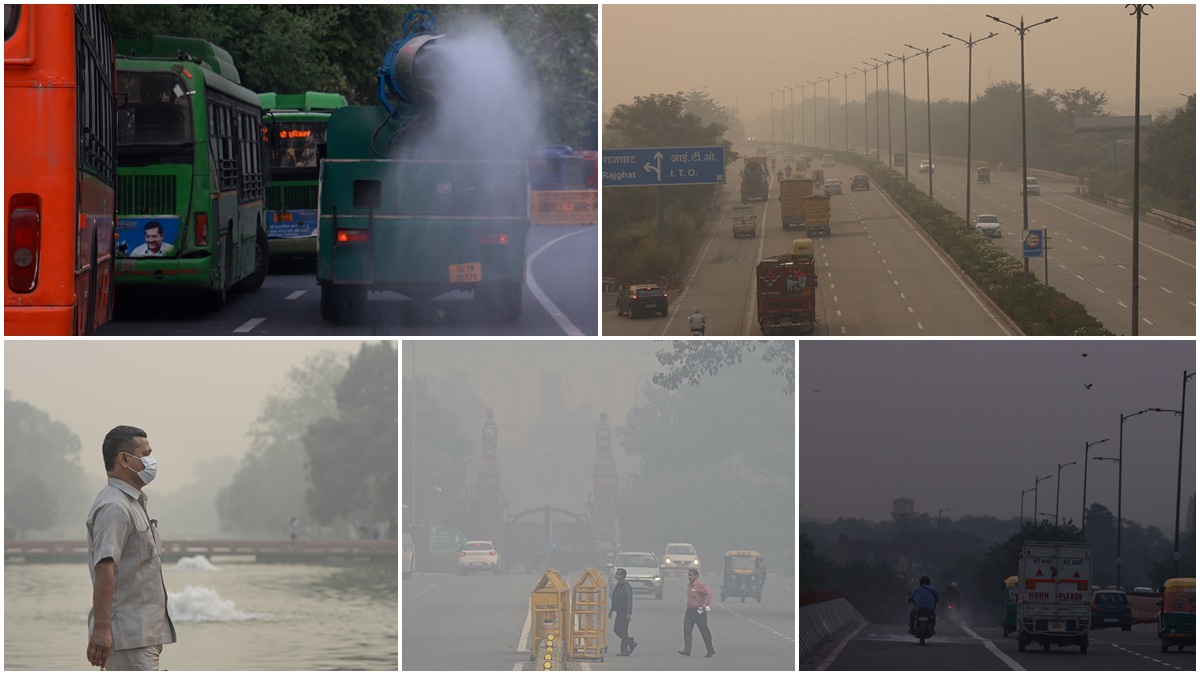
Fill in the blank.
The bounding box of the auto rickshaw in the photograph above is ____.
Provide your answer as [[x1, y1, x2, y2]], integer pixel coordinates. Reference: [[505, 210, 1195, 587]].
[[1157, 578, 1195, 652], [720, 550, 765, 603], [811, 169, 825, 190], [1002, 575, 1019, 637], [978, 167, 991, 183]]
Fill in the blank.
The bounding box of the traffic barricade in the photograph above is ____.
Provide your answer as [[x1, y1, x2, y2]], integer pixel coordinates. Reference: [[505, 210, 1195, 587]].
[[530, 190, 597, 225], [530, 568, 570, 662], [569, 567, 608, 661]]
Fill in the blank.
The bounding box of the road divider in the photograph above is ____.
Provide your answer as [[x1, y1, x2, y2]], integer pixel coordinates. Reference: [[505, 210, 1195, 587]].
[[798, 592, 866, 662]]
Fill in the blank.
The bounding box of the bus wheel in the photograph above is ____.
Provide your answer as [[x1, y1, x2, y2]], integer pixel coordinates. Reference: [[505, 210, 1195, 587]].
[[234, 226, 270, 293], [320, 285, 367, 324], [208, 285, 227, 312]]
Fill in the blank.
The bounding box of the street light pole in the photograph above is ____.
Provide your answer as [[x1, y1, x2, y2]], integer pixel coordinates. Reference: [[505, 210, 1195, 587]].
[[886, 51, 912, 178], [1055, 461, 1077, 526], [806, 80, 817, 149], [835, 71, 851, 152], [766, 90, 776, 143], [1129, 4, 1152, 335], [823, 76, 834, 150], [1109, 407, 1179, 587], [905, 42, 951, 199], [880, 56, 896, 169], [870, 58, 886, 161], [988, 13, 1059, 275], [938, 507, 951, 530], [1021, 487, 1036, 527], [855, 65, 870, 154], [1081, 437, 1109, 539], [1034, 473, 1052, 524], [1174, 371, 1196, 576], [944, 30, 997, 226]]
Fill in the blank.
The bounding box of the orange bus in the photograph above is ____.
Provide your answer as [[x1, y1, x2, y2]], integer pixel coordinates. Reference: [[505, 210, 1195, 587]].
[[5, 5, 117, 335]]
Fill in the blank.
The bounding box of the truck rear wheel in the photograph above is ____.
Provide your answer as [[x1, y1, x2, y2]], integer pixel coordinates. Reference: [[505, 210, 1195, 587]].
[[320, 285, 367, 324]]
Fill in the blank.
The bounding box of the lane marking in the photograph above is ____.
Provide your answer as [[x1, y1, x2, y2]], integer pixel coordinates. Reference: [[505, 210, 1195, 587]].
[[405, 581, 438, 601], [816, 622, 865, 670], [526, 226, 595, 336], [960, 624, 1026, 671], [716, 602, 795, 643], [284, 290, 305, 300], [233, 318, 265, 333]]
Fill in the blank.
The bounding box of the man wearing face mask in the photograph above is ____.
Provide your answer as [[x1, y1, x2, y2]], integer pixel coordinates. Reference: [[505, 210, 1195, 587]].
[[86, 426, 176, 670]]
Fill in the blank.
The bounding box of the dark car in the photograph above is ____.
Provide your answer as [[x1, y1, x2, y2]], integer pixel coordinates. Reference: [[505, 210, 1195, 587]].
[[1091, 589, 1132, 631], [530, 539, 615, 575], [850, 174, 870, 191], [616, 284, 668, 318]]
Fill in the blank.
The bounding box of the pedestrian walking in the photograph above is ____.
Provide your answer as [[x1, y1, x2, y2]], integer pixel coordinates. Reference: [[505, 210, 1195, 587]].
[[678, 568, 715, 658], [86, 426, 177, 670], [609, 568, 637, 656]]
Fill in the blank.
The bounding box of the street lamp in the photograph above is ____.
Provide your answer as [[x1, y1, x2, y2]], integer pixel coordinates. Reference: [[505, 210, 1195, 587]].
[[878, 56, 897, 170], [1129, 4, 1152, 334], [1033, 473, 1053, 524], [870, 58, 887, 160], [1021, 487, 1036, 527], [787, 84, 801, 145], [834, 71, 852, 152], [905, 42, 951, 198], [1081, 436, 1110, 538], [885, 51, 913, 178], [855, 64, 870, 154], [1174, 372, 1195, 577], [1055, 461, 1077, 526], [938, 507, 951, 530], [988, 13, 1059, 274], [766, 90, 776, 143], [822, 76, 834, 150], [805, 80, 817, 148], [943, 30, 997, 225]]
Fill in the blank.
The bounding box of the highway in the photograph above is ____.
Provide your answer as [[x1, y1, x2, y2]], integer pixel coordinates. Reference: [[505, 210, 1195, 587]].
[[402, 571, 795, 670], [98, 224, 597, 336], [603, 152, 1014, 336], [900, 156, 1195, 336], [816, 618, 1194, 671]]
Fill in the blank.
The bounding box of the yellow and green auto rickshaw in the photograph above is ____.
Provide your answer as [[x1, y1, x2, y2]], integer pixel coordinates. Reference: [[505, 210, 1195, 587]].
[[1158, 578, 1195, 653], [1002, 575, 1019, 637], [721, 550, 765, 603]]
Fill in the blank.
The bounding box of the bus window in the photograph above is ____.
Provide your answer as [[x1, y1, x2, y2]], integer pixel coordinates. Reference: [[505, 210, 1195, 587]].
[[116, 71, 193, 147], [264, 122, 327, 170], [5, 6, 20, 41]]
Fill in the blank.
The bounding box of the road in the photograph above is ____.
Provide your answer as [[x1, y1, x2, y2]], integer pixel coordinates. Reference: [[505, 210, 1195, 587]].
[[602, 153, 1013, 336], [99, 224, 597, 336], [819, 619, 1194, 671], [402, 571, 795, 670], [902, 156, 1195, 336]]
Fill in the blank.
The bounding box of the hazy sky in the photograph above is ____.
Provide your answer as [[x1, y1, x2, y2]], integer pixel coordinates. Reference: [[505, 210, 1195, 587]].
[[4, 340, 372, 496], [603, 4, 1196, 124], [800, 341, 1196, 532]]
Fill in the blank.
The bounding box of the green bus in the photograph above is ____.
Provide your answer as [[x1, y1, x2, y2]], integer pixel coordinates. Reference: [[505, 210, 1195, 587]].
[[259, 91, 347, 259], [114, 36, 268, 310]]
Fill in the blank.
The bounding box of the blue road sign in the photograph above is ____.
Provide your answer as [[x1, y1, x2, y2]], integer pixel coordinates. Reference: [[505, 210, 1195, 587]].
[[1022, 229, 1046, 258], [602, 146, 726, 187]]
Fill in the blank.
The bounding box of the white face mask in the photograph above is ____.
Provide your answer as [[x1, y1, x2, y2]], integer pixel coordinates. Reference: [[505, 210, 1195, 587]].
[[127, 453, 158, 485]]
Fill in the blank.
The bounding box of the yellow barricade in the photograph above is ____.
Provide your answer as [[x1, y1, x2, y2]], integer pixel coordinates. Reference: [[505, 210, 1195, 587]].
[[530, 190, 598, 225], [530, 568, 570, 662], [569, 567, 608, 661]]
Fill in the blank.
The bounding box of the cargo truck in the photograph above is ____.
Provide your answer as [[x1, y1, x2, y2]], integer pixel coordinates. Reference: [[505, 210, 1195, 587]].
[[779, 177, 814, 230], [732, 206, 757, 238], [741, 157, 769, 203], [1016, 541, 1092, 654], [802, 195, 831, 237], [756, 239, 818, 335]]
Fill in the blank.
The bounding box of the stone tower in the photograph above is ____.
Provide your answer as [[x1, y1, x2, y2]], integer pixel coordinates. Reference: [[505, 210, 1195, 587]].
[[588, 412, 619, 545], [472, 407, 506, 543]]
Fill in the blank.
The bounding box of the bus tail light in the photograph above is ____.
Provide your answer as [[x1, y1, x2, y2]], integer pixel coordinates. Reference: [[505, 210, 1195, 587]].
[[477, 232, 509, 245], [8, 193, 42, 293], [336, 229, 369, 244], [195, 213, 209, 246]]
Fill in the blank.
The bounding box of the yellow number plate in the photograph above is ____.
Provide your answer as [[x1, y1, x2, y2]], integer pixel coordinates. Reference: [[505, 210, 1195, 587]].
[[450, 262, 482, 283]]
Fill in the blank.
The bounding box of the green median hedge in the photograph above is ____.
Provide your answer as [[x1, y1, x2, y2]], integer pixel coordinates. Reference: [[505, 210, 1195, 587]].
[[836, 152, 1112, 336]]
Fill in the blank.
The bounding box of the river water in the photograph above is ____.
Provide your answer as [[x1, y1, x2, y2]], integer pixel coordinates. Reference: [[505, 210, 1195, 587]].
[[4, 556, 397, 670]]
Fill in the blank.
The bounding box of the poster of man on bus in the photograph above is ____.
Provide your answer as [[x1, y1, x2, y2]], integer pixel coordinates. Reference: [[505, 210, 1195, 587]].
[[116, 216, 179, 257]]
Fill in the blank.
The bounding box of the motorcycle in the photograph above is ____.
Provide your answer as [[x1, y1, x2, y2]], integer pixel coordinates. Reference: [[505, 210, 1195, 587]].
[[691, 328, 704, 336], [909, 605, 936, 645]]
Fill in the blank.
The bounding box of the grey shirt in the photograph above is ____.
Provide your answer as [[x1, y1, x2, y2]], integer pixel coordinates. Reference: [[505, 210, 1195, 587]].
[[86, 477, 177, 650]]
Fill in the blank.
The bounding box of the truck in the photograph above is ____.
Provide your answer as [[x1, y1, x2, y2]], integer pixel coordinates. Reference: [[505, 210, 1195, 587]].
[[317, 9, 531, 323], [779, 177, 814, 230], [741, 157, 769, 203], [1016, 541, 1093, 654], [756, 239, 818, 335], [802, 195, 832, 237], [732, 206, 757, 238]]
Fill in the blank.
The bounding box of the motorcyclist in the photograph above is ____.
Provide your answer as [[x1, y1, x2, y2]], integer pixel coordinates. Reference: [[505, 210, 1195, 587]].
[[776, 169, 784, 182], [785, 165, 792, 178], [907, 575, 940, 630], [943, 582, 961, 614], [688, 307, 706, 335]]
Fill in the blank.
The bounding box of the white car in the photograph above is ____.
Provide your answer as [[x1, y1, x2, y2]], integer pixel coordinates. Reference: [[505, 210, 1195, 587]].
[[822, 154, 835, 167], [974, 213, 1002, 238], [919, 160, 934, 173], [662, 542, 701, 574], [823, 178, 843, 195], [608, 551, 664, 599], [1023, 177, 1040, 195], [458, 540, 501, 575]]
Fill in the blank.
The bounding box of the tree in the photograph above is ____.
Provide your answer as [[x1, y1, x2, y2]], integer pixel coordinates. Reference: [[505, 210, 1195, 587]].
[[304, 343, 398, 536], [1055, 87, 1110, 119], [402, 377, 475, 527], [4, 391, 89, 538], [653, 341, 795, 396], [1144, 95, 1196, 217]]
